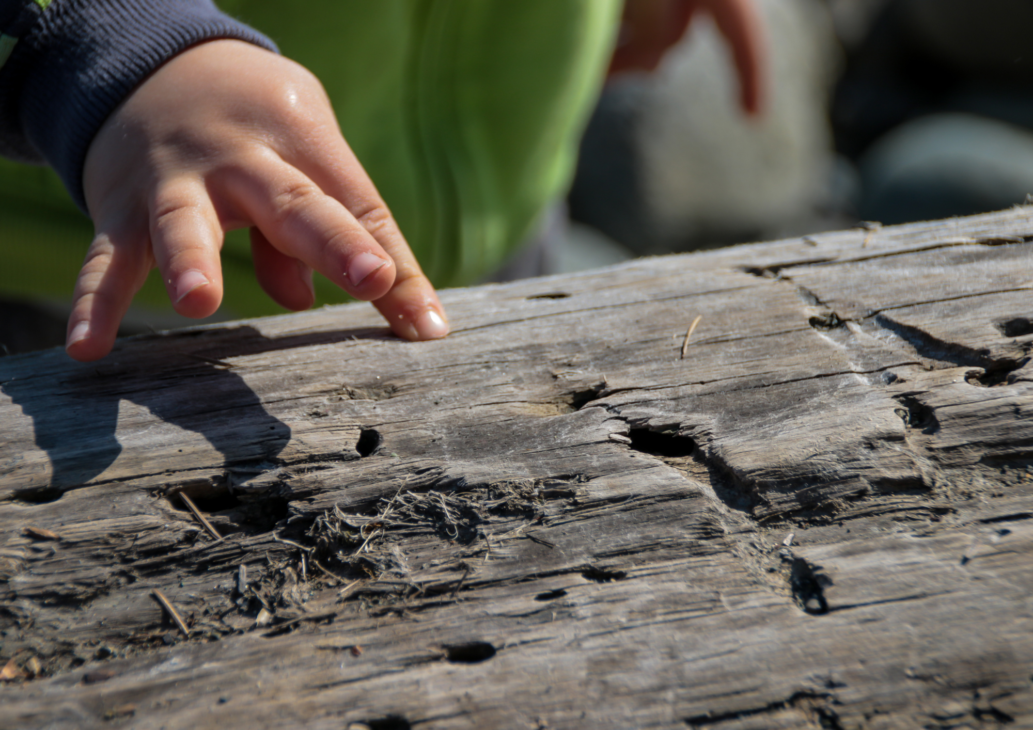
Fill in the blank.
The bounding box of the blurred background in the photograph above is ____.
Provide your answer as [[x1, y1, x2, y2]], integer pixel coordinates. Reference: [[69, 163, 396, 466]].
[[557, 0, 1033, 272], [4, 0, 1033, 354]]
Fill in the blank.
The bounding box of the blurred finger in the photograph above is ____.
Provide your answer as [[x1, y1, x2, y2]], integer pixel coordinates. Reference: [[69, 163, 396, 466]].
[[703, 0, 766, 115], [65, 230, 152, 362], [250, 226, 315, 311], [609, 0, 695, 75]]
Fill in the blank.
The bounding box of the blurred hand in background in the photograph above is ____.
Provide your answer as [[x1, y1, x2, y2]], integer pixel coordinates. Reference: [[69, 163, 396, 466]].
[[609, 0, 766, 115]]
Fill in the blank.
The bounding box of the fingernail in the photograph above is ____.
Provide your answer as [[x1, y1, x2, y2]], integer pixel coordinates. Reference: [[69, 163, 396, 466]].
[[412, 309, 449, 340], [346, 252, 388, 287], [67, 321, 89, 347], [174, 269, 210, 304]]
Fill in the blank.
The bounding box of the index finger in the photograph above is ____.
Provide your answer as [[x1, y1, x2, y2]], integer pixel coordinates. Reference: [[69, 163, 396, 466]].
[[702, 0, 766, 115], [280, 128, 450, 341]]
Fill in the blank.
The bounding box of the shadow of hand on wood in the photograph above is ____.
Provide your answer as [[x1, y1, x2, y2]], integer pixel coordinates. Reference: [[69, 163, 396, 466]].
[[1, 361, 290, 494], [1, 322, 397, 495]]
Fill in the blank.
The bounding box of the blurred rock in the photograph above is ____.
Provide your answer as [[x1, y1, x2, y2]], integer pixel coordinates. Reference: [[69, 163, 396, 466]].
[[571, 0, 847, 256]]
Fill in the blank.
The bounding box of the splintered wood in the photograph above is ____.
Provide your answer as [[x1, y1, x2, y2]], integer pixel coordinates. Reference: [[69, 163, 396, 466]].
[[2, 208, 1033, 729]]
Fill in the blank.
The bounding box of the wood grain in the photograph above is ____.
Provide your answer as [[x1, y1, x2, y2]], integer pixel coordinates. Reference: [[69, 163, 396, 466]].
[[2, 208, 1032, 729]]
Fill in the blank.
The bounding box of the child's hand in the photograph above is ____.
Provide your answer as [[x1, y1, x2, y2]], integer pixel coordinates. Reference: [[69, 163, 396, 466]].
[[610, 0, 766, 115], [69, 39, 449, 362]]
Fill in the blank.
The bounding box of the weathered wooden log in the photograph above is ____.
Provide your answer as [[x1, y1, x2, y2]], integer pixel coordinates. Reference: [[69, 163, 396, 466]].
[[2, 208, 1033, 729]]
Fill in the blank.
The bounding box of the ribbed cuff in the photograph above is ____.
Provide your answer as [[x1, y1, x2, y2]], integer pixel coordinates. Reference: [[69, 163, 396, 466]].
[[10, 0, 278, 211]]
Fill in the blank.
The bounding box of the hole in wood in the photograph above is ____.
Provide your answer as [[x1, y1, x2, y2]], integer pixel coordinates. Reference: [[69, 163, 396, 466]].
[[356, 428, 382, 457], [628, 428, 696, 458], [12, 486, 63, 504], [167, 485, 290, 533], [786, 556, 830, 615], [741, 265, 778, 278], [527, 292, 571, 300], [443, 641, 496, 664], [996, 317, 1033, 338], [246, 496, 292, 531], [581, 565, 627, 583], [171, 489, 241, 514], [534, 589, 568, 601], [964, 360, 1028, 388], [869, 475, 932, 496], [566, 382, 607, 411], [892, 395, 940, 434], [808, 312, 844, 331]]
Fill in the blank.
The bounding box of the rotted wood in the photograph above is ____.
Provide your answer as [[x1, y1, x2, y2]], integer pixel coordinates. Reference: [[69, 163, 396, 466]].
[[2, 207, 1033, 729]]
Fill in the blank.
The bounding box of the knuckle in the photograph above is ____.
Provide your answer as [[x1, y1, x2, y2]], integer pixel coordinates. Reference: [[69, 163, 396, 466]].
[[270, 180, 325, 224], [264, 69, 329, 130], [151, 185, 209, 235], [148, 197, 218, 271], [74, 246, 128, 303], [353, 203, 397, 238], [322, 227, 371, 258], [163, 245, 206, 273], [151, 201, 197, 234], [80, 239, 116, 273]]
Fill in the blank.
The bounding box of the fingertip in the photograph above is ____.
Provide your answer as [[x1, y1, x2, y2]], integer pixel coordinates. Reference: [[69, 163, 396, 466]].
[[411, 308, 450, 340], [742, 89, 763, 118], [170, 268, 222, 318], [65, 320, 111, 362], [65, 230, 150, 362], [388, 307, 449, 342], [377, 283, 450, 342], [65, 320, 93, 361]]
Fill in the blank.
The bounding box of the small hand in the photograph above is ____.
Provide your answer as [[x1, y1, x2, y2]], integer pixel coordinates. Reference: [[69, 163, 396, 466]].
[[70, 39, 448, 362], [609, 0, 766, 115]]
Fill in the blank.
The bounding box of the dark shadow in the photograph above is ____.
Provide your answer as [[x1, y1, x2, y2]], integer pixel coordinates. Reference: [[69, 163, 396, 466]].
[[1, 324, 392, 493]]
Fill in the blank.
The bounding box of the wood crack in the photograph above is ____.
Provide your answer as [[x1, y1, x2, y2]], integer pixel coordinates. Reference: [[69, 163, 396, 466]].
[[871, 312, 1027, 377]]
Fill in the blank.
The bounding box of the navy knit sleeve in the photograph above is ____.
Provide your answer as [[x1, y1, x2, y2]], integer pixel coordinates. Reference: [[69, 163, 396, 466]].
[[0, 0, 278, 211]]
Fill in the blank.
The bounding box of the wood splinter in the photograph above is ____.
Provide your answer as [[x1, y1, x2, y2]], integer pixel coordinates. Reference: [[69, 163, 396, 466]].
[[680, 315, 703, 360], [23, 526, 60, 541], [450, 567, 471, 600], [859, 220, 882, 248], [178, 492, 222, 541], [313, 558, 346, 586], [151, 589, 190, 637]]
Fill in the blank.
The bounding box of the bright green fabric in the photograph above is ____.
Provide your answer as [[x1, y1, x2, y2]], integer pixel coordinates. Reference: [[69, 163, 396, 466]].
[[0, 0, 619, 316]]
